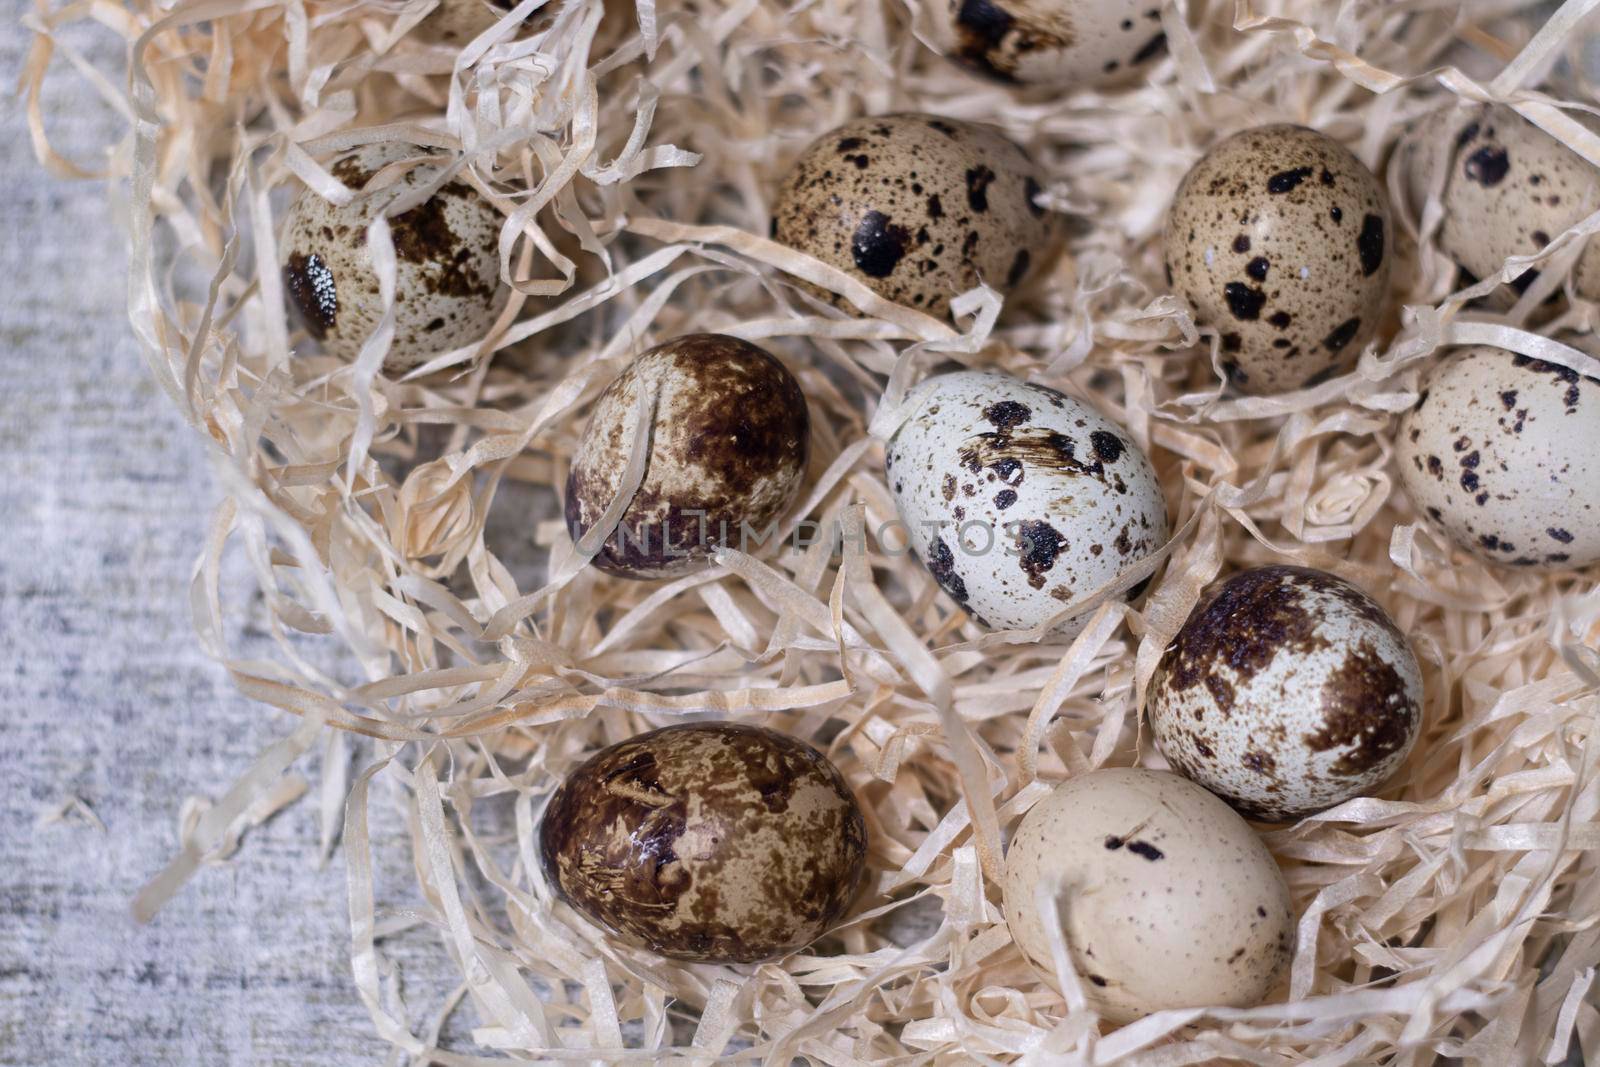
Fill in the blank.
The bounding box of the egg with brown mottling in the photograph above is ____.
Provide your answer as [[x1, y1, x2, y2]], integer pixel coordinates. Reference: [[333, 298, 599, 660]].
[[935, 0, 1168, 88], [1003, 767, 1294, 1022], [1395, 345, 1600, 570], [1396, 104, 1600, 300], [538, 722, 868, 964], [772, 113, 1059, 319], [564, 334, 809, 579], [1147, 566, 1423, 823], [885, 371, 1168, 633], [1164, 125, 1392, 394], [280, 142, 507, 370]]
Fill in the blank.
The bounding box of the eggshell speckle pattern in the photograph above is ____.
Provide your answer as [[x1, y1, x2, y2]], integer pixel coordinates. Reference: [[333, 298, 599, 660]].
[[885, 371, 1168, 633], [936, 0, 1167, 88], [564, 334, 809, 580], [1396, 104, 1600, 300], [1148, 566, 1423, 822], [1165, 124, 1392, 394], [538, 723, 868, 964], [1396, 345, 1600, 570], [280, 142, 507, 369], [1003, 768, 1293, 1022], [772, 114, 1058, 319]]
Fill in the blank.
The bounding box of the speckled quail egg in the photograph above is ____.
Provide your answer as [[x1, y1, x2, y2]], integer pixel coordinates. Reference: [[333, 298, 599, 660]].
[[1147, 566, 1423, 822], [539, 722, 868, 964], [934, 0, 1168, 88], [280, 142, 508, 370], [1395, 104, 1600, 300], [1165, 124, 1393, 394], [1003, 767, 1294, 1022], [1396, 344, 1600, 570], [885, 371, 1168, 633], [564, 334, 809, 579], [772, 113, 1059, 319]]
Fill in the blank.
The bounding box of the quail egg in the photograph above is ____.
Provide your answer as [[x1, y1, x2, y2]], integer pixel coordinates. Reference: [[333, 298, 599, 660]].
[[1003, 767, 1294, 1022], [772, 113, 1059, 319], [1147, 565, 1424, 822], [885, 371, 1168, 633], [280, 142, 508, 369], [1165, 124, 1393, 393], [1396, 344, 1600, 569], [934, 0, 1168, 88], [539, 722, 868, 963], [564, 333, 809, 579], [1396, 103, 1600, 300]]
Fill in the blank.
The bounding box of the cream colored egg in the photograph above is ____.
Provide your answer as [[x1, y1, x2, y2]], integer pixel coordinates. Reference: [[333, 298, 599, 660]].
[[280, 142, 508, 370], [1003, 768, 1294, 1022], [1396, 344, 1600, 570], [1147, 566, 1424, 822], [933, 0, 1168, 88], [1165, 124, 1392, 394], [772, 113, 1060, 320], [885, 371, 1167, 633], [1396, 104, 1600, 300]]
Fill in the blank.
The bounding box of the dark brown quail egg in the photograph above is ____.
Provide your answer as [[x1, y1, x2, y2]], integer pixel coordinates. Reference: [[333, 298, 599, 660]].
[[1147, 566, 1423, 823], [886, 371, 1168, 633], [280, 142, 507, 370], [1395, 344, 1600, 569], [1396, 104, 1600, 300], [564, 334, 809, 580], [936, 0, 1169, 88], [538, 722, 868, 964], [772, 113, 1059, 319], [1165, 125, 1392, 393]]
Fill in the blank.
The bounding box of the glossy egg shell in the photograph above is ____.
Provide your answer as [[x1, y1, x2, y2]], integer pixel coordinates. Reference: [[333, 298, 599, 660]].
[[1164, 124, 1392, 394], [1396, 104, 1600, 300], [1147, 566, 1423, 822], [936, 0, 1168, 88], [1395, 345, 1600, 569], [564, 334, 809, 580], [772, 113, 1058, 319], [885, 371, 1168, 633], [280, 142, 507, 370], [538, 723, 868, 964], [1003, 767, 1294, 1023]]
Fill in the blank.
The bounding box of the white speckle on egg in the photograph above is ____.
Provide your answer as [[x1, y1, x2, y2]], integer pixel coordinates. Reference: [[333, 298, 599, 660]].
[[1147, 566, 1423, 822], [933, 0, 1170, 89], [1395, 344, 1600, 570], [885, 371, 1168, 634], [1003, 767, 1294, 1023]]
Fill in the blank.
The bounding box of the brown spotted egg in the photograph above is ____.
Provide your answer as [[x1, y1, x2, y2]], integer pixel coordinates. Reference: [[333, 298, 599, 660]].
[[772, 113, 1059, 319], [935, 0, 1169, 88], [886, 372, 1168, 633], [564, 334, 809, 580], [280, 142, 507, 370], [1147, 566, 1423, 823], [1003, 768, 1294, 1022], [1395, 345, 1600, 570], [1396, 104, 1600, 300], [1165, 125, 1393, 393], [539, 723, 868, 964]]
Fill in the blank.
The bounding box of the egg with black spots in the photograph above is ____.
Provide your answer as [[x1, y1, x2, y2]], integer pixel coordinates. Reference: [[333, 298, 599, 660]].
[[1164, 125, 1392, 394], [772, 114, 1060, 319], [1396, 104, 1600, 301], [1003, 767, 1294, 1022], [934, 0, 1169, 88], [885, 371, 1167, 633], [1395, 344, 1600, 570], [1147, 566, 1423, 822], [564, 334, 809, 579], [280, 142, 507, 370], [538, 722, 868, 964]]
